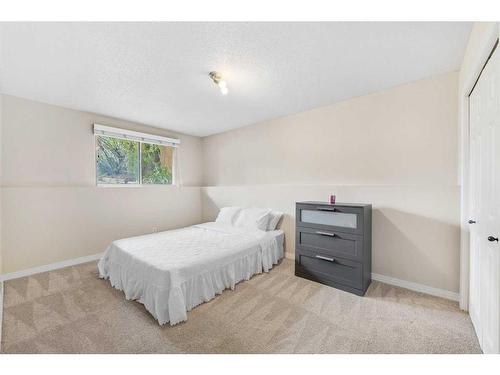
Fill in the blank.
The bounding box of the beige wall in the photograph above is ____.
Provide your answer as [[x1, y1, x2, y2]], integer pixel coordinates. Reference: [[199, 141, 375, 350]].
[[203, 185, 459, 292], [0, 94, 3, 274], [1, 95, 203, 273], [203, 72, 458, 186], [2, 186, 201, 273], [202, 72, 460, 293], [0, 71, 461, 294], [1, 95, 203, 187]]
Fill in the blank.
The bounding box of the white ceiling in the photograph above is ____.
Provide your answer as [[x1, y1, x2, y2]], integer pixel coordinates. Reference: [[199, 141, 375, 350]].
[[0, 22, 472, 137]]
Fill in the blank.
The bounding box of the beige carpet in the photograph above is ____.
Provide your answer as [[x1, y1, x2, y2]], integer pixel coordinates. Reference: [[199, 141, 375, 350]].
[[1, 259, 481, 354]]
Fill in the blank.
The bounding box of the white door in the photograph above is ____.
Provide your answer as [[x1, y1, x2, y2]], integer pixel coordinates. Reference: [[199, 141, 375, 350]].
[[469, 43, 500, 354]]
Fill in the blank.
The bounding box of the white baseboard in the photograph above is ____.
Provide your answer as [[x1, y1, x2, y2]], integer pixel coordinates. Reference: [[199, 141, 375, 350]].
[[371, 273, 460, 302], [0, 251, 459, 303], [285, 250, 458, 301], [0, 253, 103, 282]]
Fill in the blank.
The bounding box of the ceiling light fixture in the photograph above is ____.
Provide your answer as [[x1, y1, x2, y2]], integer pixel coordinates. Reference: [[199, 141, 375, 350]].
[[209, 71, 229, 95]]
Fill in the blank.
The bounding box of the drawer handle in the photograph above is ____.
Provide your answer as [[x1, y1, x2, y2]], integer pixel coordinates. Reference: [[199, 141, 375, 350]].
[[317, 207, 337, 212], [315, 231, 337, 237], [315, 255, 335, 262], [315, 255, 356, 268]]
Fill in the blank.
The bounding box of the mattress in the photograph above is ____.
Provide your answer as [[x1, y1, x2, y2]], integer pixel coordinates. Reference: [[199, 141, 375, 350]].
[[98, 222, 284, 325]]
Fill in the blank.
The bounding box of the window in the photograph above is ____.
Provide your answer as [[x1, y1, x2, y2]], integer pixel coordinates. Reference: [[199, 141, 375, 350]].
[[96, 136, 140, 184], [141, 143, 173, 184], [94, 124, 179, 186]]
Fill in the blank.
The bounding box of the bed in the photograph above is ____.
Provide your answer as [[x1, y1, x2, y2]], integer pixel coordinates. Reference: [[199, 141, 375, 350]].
[[98, 220, 284, 326]]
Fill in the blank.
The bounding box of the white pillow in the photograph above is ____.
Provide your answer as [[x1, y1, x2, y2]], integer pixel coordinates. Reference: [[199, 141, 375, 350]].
[[215, 206, 242, 225], [267, 211, 283, 231], [234, 207, 271, 231]]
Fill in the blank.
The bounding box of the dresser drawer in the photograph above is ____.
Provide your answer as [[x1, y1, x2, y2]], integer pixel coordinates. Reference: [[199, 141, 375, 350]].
[[296, 226, 363, 261], [296, 249, 363, 290], [296, 203, 363, 235]]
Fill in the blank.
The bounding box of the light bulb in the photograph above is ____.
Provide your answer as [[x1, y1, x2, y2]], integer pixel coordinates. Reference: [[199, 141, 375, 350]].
[[209, 72, 229, 95]]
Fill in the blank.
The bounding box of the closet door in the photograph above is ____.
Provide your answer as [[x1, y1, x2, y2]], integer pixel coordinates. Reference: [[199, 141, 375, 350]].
[[469, 43, 500, 354], [468, 85, 482, 341]]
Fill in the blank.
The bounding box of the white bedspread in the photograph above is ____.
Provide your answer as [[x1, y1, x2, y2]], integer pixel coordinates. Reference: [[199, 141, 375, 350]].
[[98, 222, 284, 325]]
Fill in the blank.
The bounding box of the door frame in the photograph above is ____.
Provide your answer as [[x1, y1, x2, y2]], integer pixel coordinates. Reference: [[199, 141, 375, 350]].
[[459, 22, 500, 310]]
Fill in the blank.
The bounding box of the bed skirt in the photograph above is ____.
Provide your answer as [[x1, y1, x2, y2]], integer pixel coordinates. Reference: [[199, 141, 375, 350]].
[[98, 234, 283, 326]]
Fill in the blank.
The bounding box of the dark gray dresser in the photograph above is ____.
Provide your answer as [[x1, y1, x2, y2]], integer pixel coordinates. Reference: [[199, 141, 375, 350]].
[[295, 201, 372, 296]]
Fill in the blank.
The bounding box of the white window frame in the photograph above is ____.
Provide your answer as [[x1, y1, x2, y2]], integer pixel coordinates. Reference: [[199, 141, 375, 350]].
[[94, 124, 180, 187]]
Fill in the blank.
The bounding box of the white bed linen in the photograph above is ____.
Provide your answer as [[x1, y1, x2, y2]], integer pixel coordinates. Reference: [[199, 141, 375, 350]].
[[98, 222, 284, 325]]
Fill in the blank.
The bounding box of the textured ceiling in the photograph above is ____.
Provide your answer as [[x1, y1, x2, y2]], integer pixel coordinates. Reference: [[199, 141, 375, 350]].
[[0, 22, 472, 136]]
